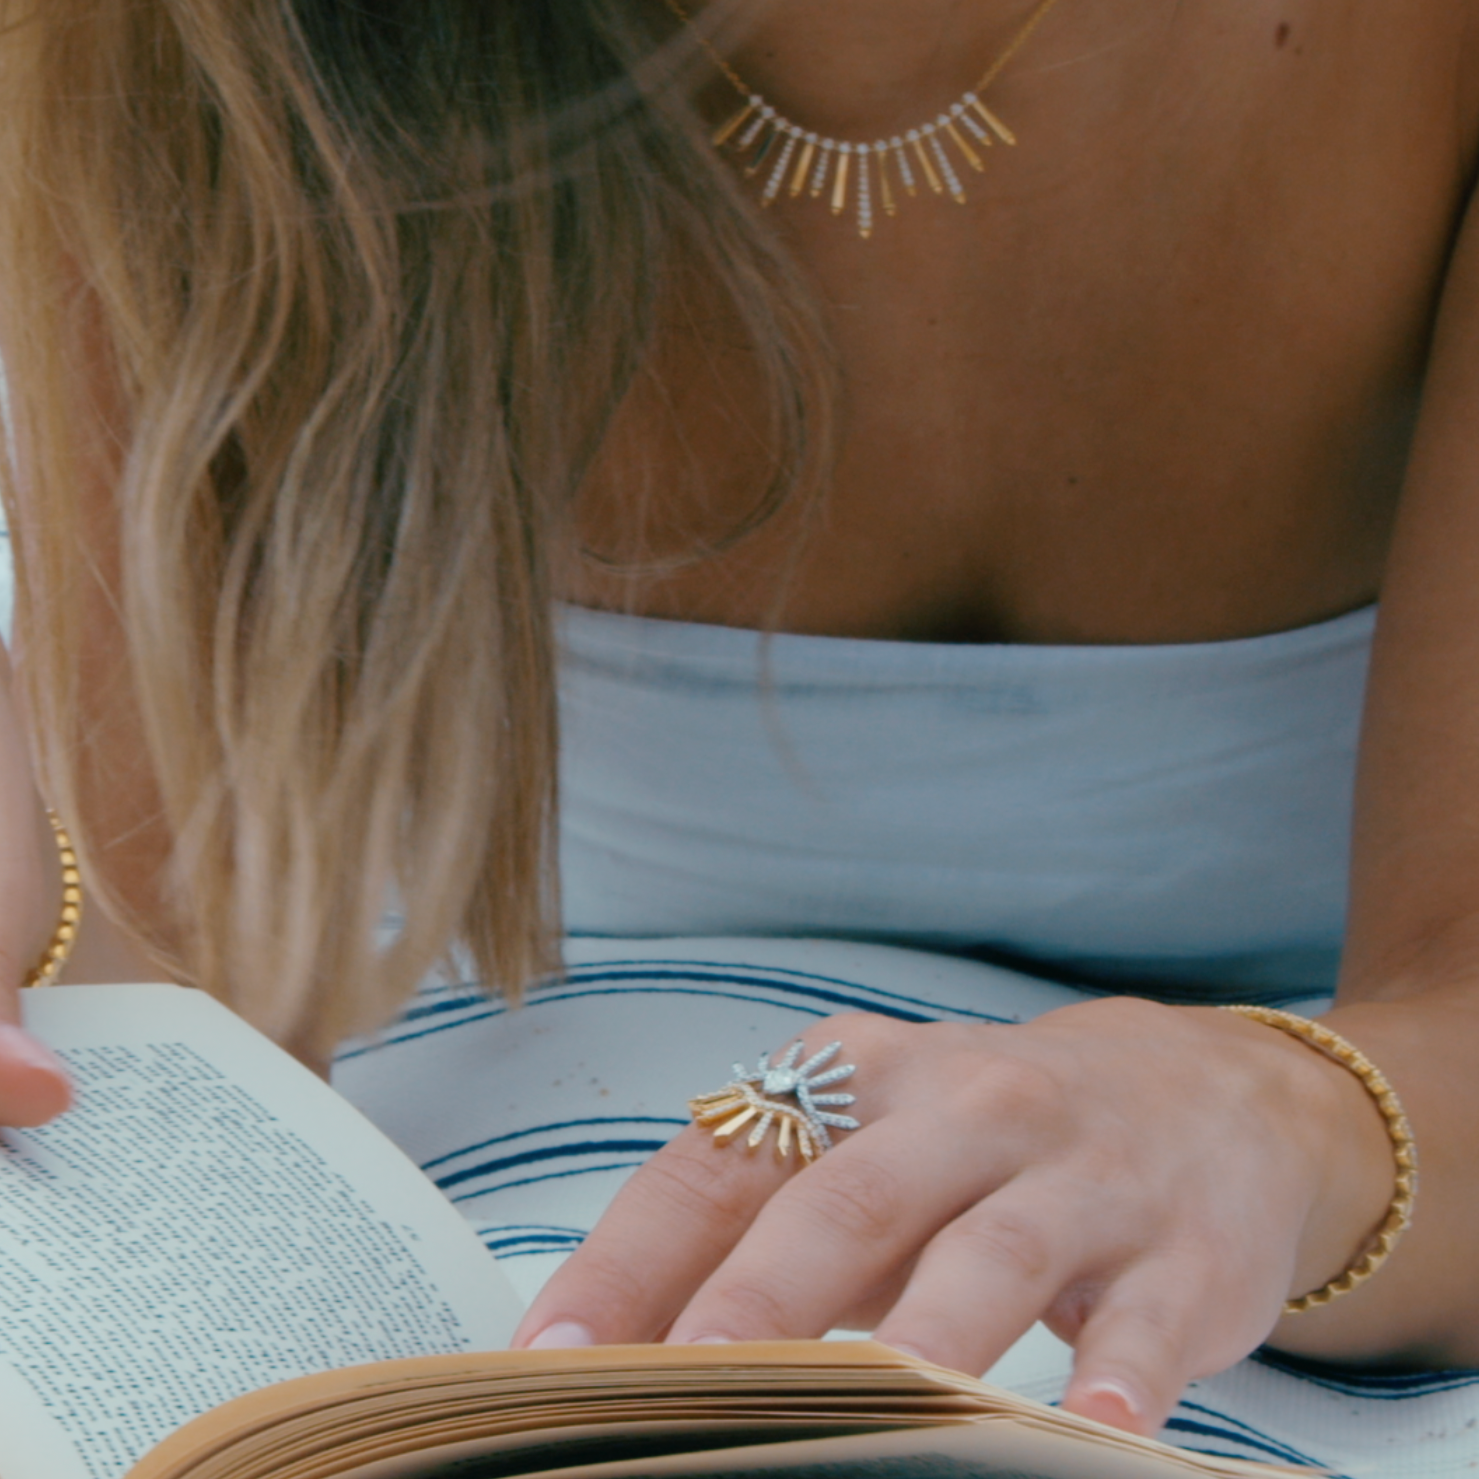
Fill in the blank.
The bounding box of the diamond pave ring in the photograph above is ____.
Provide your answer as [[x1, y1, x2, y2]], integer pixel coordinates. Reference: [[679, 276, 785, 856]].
[[689, 1041, 861, 1164]]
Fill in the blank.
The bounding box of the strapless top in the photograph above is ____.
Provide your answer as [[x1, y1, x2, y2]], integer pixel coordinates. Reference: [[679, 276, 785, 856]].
[[556, 602, 1376, 1002]]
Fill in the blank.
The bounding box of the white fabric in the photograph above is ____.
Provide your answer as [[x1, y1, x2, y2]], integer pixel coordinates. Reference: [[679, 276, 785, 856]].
[[558, 603, 1375, 1000], [335, 936, 1477, 1478]]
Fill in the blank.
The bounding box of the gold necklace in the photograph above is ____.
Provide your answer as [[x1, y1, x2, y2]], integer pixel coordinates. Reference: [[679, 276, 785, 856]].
[[664, 0, 1066, 238]]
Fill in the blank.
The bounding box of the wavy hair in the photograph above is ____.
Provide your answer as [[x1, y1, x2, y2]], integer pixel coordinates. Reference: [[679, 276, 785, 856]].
[[0, 0, 832, 1051]]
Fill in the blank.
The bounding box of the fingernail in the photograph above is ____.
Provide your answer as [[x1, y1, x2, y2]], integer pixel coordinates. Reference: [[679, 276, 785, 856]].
[[526, 1321, 595, 1351], [1077, 1378, 1144, 1425], [0, 1025, 67, 1080], [685, 1335, 734, 1345], [880, 1340, 930, 1362]]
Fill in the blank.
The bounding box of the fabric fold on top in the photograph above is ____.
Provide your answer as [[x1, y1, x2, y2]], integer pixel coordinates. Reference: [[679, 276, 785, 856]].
[[557, 602, 1376, 1002]]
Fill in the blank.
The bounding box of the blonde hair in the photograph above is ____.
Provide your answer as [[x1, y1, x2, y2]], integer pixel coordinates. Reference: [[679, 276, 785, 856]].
[[0, 0, 832, 1052]]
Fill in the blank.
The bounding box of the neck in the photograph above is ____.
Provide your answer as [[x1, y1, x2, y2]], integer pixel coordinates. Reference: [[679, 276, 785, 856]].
[[677, 0, 1062, 138]]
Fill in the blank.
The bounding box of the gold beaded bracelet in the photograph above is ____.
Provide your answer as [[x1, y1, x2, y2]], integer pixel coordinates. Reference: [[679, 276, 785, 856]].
[[1223, 1005, 1418, 1315], [21, 811, 82, 989]]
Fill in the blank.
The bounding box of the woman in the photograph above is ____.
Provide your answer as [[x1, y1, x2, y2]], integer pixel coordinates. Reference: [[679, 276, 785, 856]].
[[0, 0, 1474, 1447]]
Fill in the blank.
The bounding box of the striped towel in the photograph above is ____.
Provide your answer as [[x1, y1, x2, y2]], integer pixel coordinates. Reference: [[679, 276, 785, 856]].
[[333, 935, 1478, 1478]]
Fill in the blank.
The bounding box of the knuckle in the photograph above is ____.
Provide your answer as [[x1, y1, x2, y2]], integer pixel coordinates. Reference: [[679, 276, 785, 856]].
[[1067, 1144, 1127, 1198], [1148, 1224, 1237, 1291], [949, 1208, 1057, 1285], [635, 1136, 761, 1227], [1103, 1292, 1195, 1369], [701, 1276, 796, 1336], [795, 1156, 908, 1244], [959, 1055, 1062, 1123], [1074, 994, 1176, 1035], [824, 1012, 895, 1057], [563, 1240, 660, 1318]]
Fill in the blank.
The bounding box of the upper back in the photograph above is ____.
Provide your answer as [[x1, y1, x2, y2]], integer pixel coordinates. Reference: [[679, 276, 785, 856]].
[[567, 0, 1479, 645]]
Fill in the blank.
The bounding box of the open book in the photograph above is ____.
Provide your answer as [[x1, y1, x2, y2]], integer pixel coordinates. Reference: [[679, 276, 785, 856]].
[[0, 985, 1307, 1479]]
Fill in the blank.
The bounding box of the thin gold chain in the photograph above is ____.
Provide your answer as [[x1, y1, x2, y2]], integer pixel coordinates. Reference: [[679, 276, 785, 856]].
[[663, 0, 1065, 110], [661, 0, 1067, 237], [975, 0, 1067, 94]]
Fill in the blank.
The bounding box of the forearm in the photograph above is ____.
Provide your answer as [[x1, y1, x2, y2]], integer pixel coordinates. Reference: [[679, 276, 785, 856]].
[[1265, 194, 1479, 1368]]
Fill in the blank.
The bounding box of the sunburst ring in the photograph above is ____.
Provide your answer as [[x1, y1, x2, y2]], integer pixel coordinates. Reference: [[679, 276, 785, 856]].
[[689, 1041, 861, 1164]]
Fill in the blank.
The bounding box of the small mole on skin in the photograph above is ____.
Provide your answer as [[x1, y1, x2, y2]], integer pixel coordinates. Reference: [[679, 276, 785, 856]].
[[1275, 22, 1292, 48]]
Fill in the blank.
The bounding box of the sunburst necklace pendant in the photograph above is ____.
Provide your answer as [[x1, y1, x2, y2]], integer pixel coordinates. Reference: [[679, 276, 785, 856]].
[[665, 0, 1066, 239], [714, 91, 1015, 239]]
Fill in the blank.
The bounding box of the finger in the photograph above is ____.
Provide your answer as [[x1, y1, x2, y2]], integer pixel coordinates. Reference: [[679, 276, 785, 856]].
[[664, 1115, 1006, 1346], [0, 1012, 71, 1125], [511, 1122, 793, 1349], [1060, 1256, 1214, 1438], [871, 1177, 1096, 1376]]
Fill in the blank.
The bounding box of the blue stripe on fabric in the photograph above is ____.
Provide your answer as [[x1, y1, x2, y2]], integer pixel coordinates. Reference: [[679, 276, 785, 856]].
[[554, 962, 1016, 1020], [542, 981, 929, 1022], [479, 1222, 591, 1236], [1251, 1347, 1479, 1399], [338, 960, 1020, 1061], [423, 1117, 686, 1173], [483, 1234, 588, 1256], [1170, 1447, 1328, 1473], [479, 1223, 589, 1251], [1168, 1403, 1327, 1467], [484, 1241, 585, 1254], [1163, 1432, 1323, 1470], [483, 1233, 585, 1246], [422, 955, 1030, 1023], [334, 986, 826, 1060], [449, 1160, 648, 1202], [391, 992, 492, 1025], [433, 1138, 672, 1191]]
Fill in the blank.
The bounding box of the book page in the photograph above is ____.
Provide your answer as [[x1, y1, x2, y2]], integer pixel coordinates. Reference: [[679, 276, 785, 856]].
[[0, 985, 523, 1479]]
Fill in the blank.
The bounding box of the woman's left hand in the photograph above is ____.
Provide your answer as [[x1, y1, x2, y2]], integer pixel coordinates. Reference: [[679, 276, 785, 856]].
[[511, 997, 1395, 1436]]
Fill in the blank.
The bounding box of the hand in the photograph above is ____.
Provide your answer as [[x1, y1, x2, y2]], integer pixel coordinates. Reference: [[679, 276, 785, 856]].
[[512, 997, 1394, 1436]]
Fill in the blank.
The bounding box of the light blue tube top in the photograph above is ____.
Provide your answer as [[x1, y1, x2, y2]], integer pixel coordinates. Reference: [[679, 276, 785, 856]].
[[556, 602, 1376, 1002]]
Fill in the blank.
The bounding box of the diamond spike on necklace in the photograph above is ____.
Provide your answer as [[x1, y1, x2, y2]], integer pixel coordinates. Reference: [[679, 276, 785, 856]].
[[666, 0, 1065, 239]]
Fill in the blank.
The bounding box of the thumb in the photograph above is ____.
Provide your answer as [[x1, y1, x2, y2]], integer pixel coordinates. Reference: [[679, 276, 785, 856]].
[[0, 1021, 72, 1128]]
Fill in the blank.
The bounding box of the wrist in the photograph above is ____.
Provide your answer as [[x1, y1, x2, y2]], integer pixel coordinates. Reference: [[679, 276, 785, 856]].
[[1212, 1006, 1397, 1315], [1253, 1009, 1406, 1320], [22, 811, 82, 989]]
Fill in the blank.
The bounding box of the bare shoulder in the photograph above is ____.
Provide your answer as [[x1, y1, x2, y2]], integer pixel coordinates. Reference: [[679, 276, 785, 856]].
[[1450, 0, 1479, 147]]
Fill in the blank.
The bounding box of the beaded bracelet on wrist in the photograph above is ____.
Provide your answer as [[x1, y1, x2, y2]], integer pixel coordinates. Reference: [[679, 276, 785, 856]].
[[22, 811, 82, 989], [1222, 1004, 1417, 1316]]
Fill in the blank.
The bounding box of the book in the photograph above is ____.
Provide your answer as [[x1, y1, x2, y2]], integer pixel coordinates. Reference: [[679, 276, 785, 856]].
[[0, 985, 1307, 1479]]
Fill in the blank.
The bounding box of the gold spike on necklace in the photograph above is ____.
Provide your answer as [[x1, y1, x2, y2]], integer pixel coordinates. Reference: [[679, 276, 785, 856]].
[[664, 0, 1065, 239]]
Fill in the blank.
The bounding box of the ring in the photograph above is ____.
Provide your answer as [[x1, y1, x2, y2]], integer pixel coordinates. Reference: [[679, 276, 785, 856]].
[[689, 1040, 860, 1163]]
